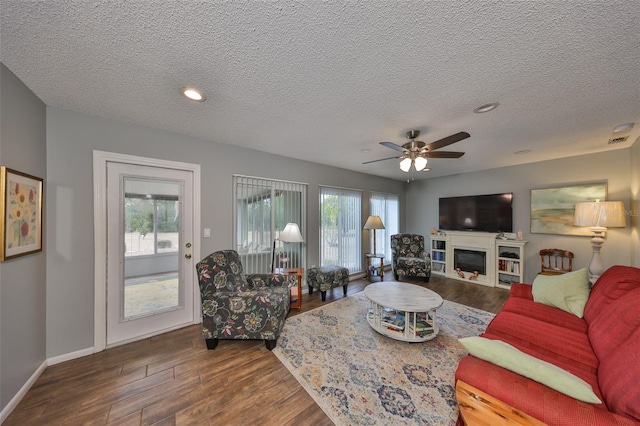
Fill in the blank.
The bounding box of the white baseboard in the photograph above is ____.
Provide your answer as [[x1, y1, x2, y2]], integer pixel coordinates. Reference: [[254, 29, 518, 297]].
[[47, 346, 94, 366], [0, 360, 47, 424], [0, 346, 94, 423]]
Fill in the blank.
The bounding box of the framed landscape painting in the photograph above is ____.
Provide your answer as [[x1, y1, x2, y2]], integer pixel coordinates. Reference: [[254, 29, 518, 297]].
[[0, 167, 43, 261], [530, 183, 607, 235]]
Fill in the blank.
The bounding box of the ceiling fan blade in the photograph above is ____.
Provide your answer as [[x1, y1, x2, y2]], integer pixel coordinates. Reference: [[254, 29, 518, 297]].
[[362, 155, 402, 165], [425, 131, 470, 151], [380, 141, 407, 152], [424, 151, 465, 158]]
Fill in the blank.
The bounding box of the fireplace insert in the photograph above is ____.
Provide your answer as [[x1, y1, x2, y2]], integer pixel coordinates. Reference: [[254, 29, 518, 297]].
[[454, 249, 486, 275]]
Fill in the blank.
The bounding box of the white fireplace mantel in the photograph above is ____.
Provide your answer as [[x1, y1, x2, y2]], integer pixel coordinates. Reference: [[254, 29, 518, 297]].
[[429, 231, 527, 288]]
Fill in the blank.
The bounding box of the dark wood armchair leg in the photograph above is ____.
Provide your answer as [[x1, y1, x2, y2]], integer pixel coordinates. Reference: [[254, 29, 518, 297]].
[[321, 291, 327, 302], [343, 284, 348, 296], [265, 339, 277, 351], [205, 338, 219, 350], [308, 286, 314, 295]]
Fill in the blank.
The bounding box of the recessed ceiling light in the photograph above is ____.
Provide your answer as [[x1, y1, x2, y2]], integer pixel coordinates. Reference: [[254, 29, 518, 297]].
[[361, 148, 373, 153], [474, 102, 499, 113], [181, 87, 206, 102], [514, 149, 531, 155], [612, 122, 634, 133]]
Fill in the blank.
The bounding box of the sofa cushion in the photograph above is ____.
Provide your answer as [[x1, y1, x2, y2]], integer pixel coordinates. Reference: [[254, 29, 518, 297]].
[[597, 327, 640, 421], [508, 282, 535, 300], [455, 356, 640, 426], [485, 311, 599, 373], [459, 336, 601, 403], [584, 265, 640, 325], [532, 268, 590, 317], [501, 296, 588, 333], [588, 287, 640, 360]]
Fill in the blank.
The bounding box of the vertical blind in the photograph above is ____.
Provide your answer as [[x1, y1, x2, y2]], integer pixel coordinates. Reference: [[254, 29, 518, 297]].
[[319, 186, 362, 274], [370, 191, 399, 264], [233, 175, 307, 275]]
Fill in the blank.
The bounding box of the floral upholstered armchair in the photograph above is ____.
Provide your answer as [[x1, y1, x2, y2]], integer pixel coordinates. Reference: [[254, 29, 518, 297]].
[[196, 249, 290, 350], [390, 234, 431, 282]]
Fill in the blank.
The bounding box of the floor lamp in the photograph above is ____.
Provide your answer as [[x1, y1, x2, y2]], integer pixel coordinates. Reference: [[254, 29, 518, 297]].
[[573, 200, 626, 284], [271, 222, 304, 272], [363, 215, 385, 255]]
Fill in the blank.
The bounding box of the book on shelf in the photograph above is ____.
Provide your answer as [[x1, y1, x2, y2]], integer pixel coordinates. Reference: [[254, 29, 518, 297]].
[[381, 312, 405, 330], [407, 319, 433, 336], [409, 319, 433, 331]]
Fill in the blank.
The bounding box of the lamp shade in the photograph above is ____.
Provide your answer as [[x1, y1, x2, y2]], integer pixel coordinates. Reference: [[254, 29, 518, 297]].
[[363, 215, 385, 230], [573, 201, 626, 228], [279, 222, 304, 243]]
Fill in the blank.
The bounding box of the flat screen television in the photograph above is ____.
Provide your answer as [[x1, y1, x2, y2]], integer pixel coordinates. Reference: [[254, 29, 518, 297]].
[[438, 193, 513, 233]]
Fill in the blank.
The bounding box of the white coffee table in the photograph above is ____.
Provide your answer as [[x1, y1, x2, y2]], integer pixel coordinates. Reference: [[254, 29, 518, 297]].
[[364, 282, 444, 342]]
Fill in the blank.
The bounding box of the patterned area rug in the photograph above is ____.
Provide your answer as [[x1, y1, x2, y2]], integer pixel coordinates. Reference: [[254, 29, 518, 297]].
[[272, 291, 495, 425]]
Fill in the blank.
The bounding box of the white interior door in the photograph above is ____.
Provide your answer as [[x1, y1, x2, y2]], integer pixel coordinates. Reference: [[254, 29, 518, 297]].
[[106, 162, 195, 346]]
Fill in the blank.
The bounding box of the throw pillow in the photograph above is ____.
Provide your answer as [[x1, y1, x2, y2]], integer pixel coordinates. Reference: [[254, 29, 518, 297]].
[[532, 268, 590, 318], [459, 336, 601, 404]]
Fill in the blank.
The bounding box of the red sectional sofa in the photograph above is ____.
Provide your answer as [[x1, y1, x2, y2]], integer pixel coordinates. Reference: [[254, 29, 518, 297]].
[[455, 265, 640, 425]]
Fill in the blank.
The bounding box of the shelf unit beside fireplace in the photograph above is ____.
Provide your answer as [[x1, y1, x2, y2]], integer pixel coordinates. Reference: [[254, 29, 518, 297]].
[[430, 235, 447, 276], [496, 240, 527, 289]]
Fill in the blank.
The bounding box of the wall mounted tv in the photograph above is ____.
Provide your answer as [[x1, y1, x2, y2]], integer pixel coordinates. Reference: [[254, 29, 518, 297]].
[[438, 193, 513, 233]]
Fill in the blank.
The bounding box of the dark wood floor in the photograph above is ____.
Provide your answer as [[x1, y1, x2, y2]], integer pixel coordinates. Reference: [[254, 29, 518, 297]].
[[5, 274, 509, 426]]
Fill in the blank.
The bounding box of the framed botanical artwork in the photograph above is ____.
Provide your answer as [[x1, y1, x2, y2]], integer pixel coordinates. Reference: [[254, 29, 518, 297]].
[[0, 167, 44, 261], [530, 183, 607, 235]]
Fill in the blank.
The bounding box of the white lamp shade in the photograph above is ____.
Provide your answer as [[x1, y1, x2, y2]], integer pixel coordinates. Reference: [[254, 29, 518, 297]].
[[279, 222, 304, 243], [363, 215, 385, 230], [573, 201, 626, 228], [414, 156, 428, 171], [399, 157, 412, 172]]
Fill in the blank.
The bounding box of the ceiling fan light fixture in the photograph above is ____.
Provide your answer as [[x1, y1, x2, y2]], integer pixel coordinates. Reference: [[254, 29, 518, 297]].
[[399, 157, 412, 172], [414, 156, 428, 171]]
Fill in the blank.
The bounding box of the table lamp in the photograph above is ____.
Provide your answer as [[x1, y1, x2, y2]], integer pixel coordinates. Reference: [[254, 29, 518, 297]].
[[363, 215, 385, 255], [272, 223, 304, 271], [573, 200, 626, 284]]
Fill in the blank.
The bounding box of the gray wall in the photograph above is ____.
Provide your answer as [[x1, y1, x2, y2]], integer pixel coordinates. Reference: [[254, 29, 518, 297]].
[[45, 106, 406, 358], [405, 149, 634, 283], [0, 64, 47, 411]]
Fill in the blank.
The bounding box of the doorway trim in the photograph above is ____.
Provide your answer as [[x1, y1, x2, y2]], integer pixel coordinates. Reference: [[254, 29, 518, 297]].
[[93, 150, 201, 352]]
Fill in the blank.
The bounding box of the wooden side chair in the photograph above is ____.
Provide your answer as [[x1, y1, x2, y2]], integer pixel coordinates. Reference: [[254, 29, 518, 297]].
[[539, 249, 574, 275]]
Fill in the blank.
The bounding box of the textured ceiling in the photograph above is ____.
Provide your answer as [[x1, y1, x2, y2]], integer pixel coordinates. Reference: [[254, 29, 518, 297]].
[[2, 1, 639, 181]]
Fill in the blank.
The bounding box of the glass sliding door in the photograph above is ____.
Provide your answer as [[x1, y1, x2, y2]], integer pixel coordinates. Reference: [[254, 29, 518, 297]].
[[370, 191, 400, 265], [319, 186, 362, 273], [233, 175, 307, 274]]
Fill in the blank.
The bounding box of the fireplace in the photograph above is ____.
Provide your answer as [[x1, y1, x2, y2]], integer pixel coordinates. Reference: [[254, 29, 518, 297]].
[[454, 249, 486, 275]]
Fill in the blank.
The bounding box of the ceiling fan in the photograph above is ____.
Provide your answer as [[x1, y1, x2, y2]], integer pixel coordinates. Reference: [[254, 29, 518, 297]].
[[363, 130, 470, 172]]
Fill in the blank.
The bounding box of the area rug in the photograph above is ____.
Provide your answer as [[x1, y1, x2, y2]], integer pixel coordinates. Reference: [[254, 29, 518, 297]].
[[272, 291, 495, 425]]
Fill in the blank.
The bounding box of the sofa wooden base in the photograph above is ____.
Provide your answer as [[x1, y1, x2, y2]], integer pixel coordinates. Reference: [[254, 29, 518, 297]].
[[456, 380, 545, 426]]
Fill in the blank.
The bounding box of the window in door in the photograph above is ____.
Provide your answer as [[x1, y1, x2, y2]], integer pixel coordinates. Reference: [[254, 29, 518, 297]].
[[233, 175, 307, 274], [370, 191, 399, 265], [319, 186, 362, 273]]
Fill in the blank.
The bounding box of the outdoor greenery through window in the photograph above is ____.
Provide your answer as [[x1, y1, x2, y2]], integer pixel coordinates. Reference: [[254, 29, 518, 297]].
[[124, 194, 179, 257], [234, 176, 307, 274], [370, 192, 400, 265], [320, 186, 362, 273]]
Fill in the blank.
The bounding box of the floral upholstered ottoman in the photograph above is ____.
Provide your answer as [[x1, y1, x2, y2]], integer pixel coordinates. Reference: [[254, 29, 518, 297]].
[[307, 266, 350, 302]]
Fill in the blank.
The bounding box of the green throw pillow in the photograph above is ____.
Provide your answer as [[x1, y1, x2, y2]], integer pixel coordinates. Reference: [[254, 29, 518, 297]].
[[532, 268, 590, 318], [459, 336, 601, 404]]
